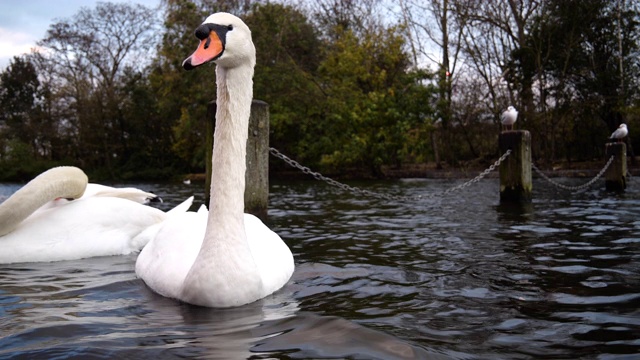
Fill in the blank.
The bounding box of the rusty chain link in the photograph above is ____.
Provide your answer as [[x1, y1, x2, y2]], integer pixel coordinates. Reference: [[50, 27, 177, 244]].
[[269, 148, 512, 201], [531, 156, 615, 191]]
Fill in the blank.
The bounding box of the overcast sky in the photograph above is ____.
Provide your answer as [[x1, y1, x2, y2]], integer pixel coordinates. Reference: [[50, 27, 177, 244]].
[[0, 0, 159, 69]]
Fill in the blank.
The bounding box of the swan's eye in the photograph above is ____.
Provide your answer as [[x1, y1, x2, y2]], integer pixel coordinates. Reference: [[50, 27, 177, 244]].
[[227, 25, 233, 31]]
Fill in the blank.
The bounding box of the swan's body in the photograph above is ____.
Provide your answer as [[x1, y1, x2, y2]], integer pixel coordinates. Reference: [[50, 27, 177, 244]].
[[501, 106, 518, 131], [610, 123, 628, 142], [136, 206, 293, 305], [136, 13, 294, 308], [0, 166, 193, 264]]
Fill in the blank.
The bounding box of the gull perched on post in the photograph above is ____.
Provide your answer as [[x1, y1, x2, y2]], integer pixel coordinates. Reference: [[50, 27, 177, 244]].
[[610, 123, 628, 142], [501, 106, 518, 131]]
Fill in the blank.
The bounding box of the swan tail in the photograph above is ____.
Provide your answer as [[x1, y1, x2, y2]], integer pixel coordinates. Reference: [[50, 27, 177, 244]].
[[196, 204, 208, 214], [167, 196, 195, 216]]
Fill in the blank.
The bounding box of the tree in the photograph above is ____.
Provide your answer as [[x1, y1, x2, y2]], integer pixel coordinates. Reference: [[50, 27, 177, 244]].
[[0, 56, 41, 150], [0, 56, 64, 178], [314, 24, 434, 174], [399, 0, 474, 166], [524, 0, 640, 161], [244, 2, 324, 163], [119, 65, 179, 179], [36, 1, 159, 175], [149, 0, 209, 171]]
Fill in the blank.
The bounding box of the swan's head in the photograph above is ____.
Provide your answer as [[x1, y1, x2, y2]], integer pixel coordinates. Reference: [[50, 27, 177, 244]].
[[507, 106, 516, 112], [182, 12, 255, 70]]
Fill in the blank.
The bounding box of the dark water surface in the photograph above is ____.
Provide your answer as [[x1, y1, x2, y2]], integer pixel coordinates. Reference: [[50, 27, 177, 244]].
[[0, 177, 639, 359]]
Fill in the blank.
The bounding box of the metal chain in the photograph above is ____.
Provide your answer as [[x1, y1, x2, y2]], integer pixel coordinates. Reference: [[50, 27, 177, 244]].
[[269, 148, 512, 201], [531, 155, 615, 191]]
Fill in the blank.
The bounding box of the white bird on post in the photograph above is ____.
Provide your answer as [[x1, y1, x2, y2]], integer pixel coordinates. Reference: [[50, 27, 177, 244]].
[[501, 106, 518, 131], [610, 123, 628, 142]]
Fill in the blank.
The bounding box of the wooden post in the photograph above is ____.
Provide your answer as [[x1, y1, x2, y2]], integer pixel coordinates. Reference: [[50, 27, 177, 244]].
[[244, 100, 270, 220], [604, 142, 626, 191], [205, 100, 269, 220], [499, 130, 532, 203]]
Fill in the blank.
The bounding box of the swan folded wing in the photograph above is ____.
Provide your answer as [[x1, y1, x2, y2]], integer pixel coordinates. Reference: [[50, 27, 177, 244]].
[[130, 196, 196, 252], [244, 214, 295, 297], [35, 184, 163, 214], [128, 197, 194, 252], [0, 197, 166, 264], [81, 184, 161, 204], [135, 210, 207, 299]]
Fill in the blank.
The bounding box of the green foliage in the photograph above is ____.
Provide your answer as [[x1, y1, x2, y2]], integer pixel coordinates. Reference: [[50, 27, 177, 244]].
[[0, 57, 41, 153], [119, 66, 181, 175], [313, 25, 435, 174], [0, 139, 62, 181], [150, 0, 214, 171], [245, 3, 324, 164]]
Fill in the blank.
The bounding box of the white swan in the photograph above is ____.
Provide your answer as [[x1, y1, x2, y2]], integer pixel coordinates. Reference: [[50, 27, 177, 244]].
[[0, 166, 193, 264], [136, 12, 294, 308]]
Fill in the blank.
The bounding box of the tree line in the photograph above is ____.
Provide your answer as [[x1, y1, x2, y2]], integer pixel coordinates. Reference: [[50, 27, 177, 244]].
[[0, 0, 638, 181]]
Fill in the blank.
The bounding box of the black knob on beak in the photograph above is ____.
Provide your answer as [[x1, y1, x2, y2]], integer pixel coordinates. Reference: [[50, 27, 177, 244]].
[[195, 24, 213, 40]]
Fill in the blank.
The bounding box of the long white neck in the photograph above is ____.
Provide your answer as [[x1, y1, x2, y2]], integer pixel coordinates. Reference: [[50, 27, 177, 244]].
[[208, 63, 253, 233], [0, 166, 87, 236], [181, 61, 263, 307]]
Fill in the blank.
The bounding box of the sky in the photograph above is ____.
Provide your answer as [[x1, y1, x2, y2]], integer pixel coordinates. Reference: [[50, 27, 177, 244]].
[[0, 0, 159, 69]]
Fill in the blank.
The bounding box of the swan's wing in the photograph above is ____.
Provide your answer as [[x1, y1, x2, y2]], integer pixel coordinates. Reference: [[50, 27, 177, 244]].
[[136, 210, 207, 299], [83, 184, 161, 204], [0, 197, 166, 264], [33, 184, 162, 215], [130, 196, 195, 253], [244, 213, 294, 296]]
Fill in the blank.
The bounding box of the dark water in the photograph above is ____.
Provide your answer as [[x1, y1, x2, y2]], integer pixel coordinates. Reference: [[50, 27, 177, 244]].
[[1, 177, 639, 359]]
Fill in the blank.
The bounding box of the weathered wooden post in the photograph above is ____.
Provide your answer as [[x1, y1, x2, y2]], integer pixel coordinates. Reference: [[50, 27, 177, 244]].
[[205, 99, 269, 220], [499, 130, 532, 203], [604, 142, 626, 191]]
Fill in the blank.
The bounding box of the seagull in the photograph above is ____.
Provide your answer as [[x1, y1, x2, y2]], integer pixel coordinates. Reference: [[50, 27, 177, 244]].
[[501, 106, 518, 131], [610, 123, 628, 142]]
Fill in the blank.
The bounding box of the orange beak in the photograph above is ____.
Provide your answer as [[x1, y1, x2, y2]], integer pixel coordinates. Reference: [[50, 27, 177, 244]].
[[183, 30, 224, 70]]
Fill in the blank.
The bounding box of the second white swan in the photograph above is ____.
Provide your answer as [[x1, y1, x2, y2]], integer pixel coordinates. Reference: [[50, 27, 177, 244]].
[[0, 166, 193, 264]]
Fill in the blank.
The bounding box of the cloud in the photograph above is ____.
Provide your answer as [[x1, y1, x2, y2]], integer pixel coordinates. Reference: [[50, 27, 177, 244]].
[[0, 0, 159, 69], [0, 0, 73, 68], [0, 28, 40, 66]]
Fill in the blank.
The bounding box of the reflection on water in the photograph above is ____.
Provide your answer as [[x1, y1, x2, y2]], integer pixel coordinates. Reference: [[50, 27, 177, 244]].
[[1, 177, 639, 359]]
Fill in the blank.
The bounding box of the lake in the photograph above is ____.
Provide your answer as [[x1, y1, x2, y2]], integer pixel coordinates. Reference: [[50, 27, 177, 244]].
[[0, 176, 639, 359]]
